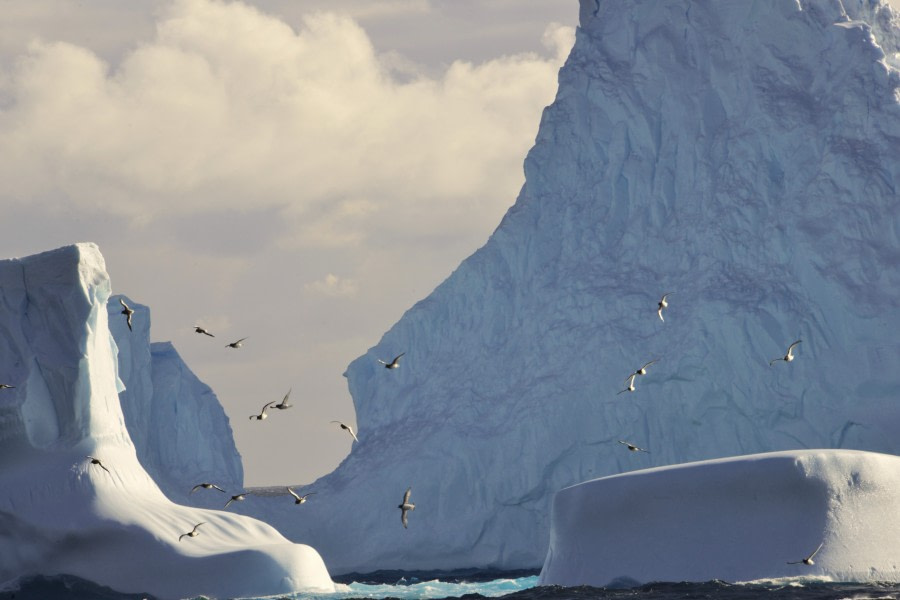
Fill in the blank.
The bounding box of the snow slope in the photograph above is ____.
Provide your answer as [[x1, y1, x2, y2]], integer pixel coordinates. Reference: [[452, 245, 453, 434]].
[[0, 244, 333, 599], [109, 295, 243, 502], [539, 449, 900, 586], [244, 0, 900, 574]]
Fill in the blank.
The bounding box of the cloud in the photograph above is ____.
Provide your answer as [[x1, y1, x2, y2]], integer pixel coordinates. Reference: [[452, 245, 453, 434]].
[[0, 0, 573, 249], [305, 273, 359, 297]]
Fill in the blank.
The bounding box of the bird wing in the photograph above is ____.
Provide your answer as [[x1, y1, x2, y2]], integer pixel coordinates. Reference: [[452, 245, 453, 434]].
[[641, 360, 657, 370], [393, 353, 406, 363], [788, 340, 802, 352], [769, 357, 784, 366], [119, 298, 129, 308], [402, 487, 412, 504], [657, 308, 664, 321], [401, 509, 408, 528], [349, 428, 359, 442], [287, 487, 301, 501], [262, 401, 276, 411], [179, 533, 188, 541], [190, 484, 203, 494], [807, 542, 824, 561], [282, 388, 292, 405]]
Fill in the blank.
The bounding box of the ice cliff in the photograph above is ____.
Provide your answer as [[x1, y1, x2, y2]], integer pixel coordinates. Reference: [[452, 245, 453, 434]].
[[0, 244, 333, 599], [244, 0, 900, 574], [539, 450, 900, 585], [108, 296, 242, 502]]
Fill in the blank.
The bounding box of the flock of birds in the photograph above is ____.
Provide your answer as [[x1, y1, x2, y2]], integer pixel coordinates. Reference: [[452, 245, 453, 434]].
[[0, 294, 811, 557], [72, 301, 417, 544], [609, 294, 820, 567]]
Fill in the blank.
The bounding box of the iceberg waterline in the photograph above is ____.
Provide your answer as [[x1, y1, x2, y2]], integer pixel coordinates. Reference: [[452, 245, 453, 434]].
[[0, 243, 333, 600]]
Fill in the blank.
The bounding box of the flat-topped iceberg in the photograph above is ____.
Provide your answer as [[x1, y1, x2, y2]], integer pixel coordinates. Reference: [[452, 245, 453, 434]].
[[0, 243, 334, 599], [539, 449, 900, 586]]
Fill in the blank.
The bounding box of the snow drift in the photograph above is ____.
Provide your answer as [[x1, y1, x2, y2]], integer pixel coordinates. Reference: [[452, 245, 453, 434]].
[[539, 449, 900, 586], [0, 243, 333, 599], [244, 0, 900, 574]]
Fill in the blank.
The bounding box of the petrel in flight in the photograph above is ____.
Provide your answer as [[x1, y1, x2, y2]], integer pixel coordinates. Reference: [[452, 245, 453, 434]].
[[287, 487, 315, 505], [179, 522, 206, 542], [249, 401, 276, 421], [770, 340, 802, 366], [787, 542, 824, 565], [378, 353, 405, 369], [119, 298, 135, 331], [657, 293, 672, 322], [190, 482, 226, 494], [331, 420, 359, 442], [193, 326, 215, 337], [226, 337, 248, 349], [398, 487, 415, 529]]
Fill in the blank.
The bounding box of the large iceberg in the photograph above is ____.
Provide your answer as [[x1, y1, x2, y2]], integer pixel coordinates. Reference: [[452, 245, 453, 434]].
[[243, 0, 900, 575], [0, 243, 333, 599], [539, 450, 900, 586]]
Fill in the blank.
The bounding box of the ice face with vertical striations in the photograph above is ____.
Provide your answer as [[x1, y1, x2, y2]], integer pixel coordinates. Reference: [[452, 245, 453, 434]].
[[108, 295, 243, 502], [243, 0, 900, 575], [0, 243, 333, 599]]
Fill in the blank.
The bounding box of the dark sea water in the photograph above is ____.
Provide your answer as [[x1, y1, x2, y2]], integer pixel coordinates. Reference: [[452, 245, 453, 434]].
[[3, 572, 900, 600]]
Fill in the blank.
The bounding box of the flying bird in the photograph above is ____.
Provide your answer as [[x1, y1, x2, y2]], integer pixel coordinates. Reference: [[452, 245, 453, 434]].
[[226, 337, 248, 349], [398, 487, 415, 529], [287, 487, 315, 505], [224, 493, 248, 508], [0, 384, 14, 390], [618, 440, 649, 453], [787, 542, 824, 565], [86, 456, 111, 474], [331, 420, 359, 442], [657, 293, 672, 322], [249, 401, 276, 421], [119, 298, 135, 331], [179, 522, 206, 542], [272, 389, 292, 410], [193, 326, 215, 337], [617, 374, 637, 395], [770, 340, 802, 366], [378, 353, 405, 369], [627, 360, 658, 380], [190, 482, 226, 494]]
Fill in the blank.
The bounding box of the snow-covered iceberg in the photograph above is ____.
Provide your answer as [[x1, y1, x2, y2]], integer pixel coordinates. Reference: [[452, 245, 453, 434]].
[[244, 0, 900, 574], [539, 449, 900, 586], [109, 295, 243, 503], [0, 243, 333, 599]]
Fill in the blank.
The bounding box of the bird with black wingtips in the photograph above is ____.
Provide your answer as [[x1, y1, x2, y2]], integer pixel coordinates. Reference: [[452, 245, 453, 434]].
[[331, 420, 359, 442], [627, 359, 658, 380], [787, 541, 824, 565], [657, 293, 672, 322], [193, 326, 215, 337], [179, 522, 206, 542], [398, 487, 415, 528], [224, 493, 248, 508], [287, 487, 315, 505], [272, 388, 292, 410], [770, 340, 802, 366], [86, 456, 111, 474], [190, 482, 226, 494], [249, 401, 276, 421], [617, 374, 637, 395], [378, 353, 405, 369], [226, 337, 248, 349], [618, 440, 649, 453], [119, 298, 135, 331]]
